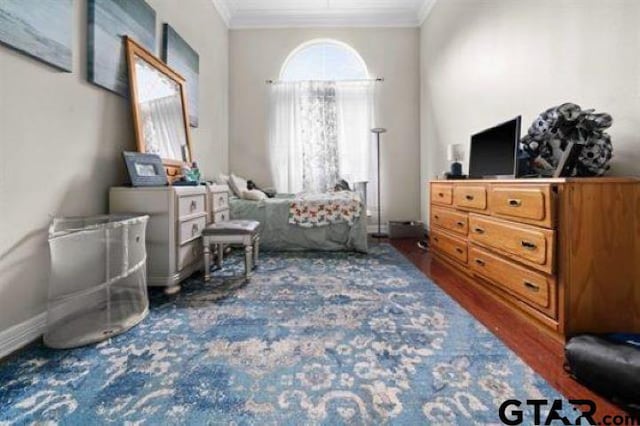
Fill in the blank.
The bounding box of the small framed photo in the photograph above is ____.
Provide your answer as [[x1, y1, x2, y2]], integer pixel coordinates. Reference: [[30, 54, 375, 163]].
[[122, 152, 168, 187]]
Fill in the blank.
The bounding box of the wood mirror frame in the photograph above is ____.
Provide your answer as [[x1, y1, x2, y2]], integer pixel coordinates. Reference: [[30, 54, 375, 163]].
[[124, 36, 193, 182]]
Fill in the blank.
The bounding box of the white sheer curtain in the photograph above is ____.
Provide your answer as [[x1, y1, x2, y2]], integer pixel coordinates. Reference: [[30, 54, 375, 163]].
[[268, 80, 375, 205]]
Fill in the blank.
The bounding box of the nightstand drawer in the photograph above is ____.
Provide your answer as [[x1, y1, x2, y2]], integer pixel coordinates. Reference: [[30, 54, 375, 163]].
[[178, 194, 206, 219], [469, 215, 555, 274], [470, 246, 556, 317], [453, 185, 487, 211], [179, 215, 207, 245], [489, 185, 553, 227], [211, 191, 229, 212], [213, 209, 230, 223], [178, 240, 202, 271], [431, 184, 453, 206], [431, 206, 468, 236], [431, 229, 468, 264]]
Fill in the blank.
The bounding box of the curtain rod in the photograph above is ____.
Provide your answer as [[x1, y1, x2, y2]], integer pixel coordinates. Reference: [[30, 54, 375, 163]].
[[266, 77, 384, 84]]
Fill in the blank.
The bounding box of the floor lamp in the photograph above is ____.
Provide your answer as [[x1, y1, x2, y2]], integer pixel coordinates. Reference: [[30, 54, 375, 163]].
[[371, 128, 387, 239]]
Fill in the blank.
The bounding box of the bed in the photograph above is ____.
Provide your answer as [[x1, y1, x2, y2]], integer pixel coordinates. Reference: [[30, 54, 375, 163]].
[[229, 193, 368, 253]]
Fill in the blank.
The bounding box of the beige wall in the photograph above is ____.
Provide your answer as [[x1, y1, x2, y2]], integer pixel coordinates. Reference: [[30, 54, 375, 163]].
[[420, 0, 640, 223], [0, 0, 228, 333], [229, 28, 421, 224]]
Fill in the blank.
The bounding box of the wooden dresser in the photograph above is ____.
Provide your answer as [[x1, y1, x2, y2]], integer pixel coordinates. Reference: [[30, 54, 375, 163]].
[[428, 178, 640, 338]]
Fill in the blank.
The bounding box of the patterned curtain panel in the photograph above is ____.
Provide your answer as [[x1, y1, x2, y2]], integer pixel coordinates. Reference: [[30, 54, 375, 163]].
[[299, 82, 339, 193]]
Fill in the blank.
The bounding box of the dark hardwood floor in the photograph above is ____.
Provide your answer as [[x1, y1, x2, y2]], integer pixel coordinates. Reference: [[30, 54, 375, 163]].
[[386, 237, 633, 421]]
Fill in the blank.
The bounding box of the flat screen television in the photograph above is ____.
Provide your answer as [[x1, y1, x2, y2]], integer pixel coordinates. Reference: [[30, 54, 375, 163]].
[[469, 116, 521, 179]]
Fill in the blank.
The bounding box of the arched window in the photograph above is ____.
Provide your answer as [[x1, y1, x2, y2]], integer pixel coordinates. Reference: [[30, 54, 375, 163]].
[[280, 39, 369, 82]]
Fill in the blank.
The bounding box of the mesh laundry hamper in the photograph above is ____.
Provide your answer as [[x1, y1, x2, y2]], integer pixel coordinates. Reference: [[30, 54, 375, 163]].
[[44, 215, 150, 349]]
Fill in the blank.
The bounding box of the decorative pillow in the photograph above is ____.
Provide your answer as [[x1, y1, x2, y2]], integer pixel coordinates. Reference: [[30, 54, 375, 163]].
[[228, 174, 248, 197], [241, 189, 268, 201], [217, 173, 230, 185]]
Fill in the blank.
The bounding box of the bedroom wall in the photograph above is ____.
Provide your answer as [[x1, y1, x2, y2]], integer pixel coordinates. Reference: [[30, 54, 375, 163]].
[[0, 0, 228, 341], [419, 0, 640, 223], [229, 28, 421, 224]]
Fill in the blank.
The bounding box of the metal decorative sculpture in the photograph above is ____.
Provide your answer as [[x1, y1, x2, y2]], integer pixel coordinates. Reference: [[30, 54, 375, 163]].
[[520, 103, 613, 177]]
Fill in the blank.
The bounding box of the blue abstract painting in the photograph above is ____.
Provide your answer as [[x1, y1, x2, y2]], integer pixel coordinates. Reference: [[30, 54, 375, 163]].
[[88, 0, 156, 96], [0, 0, 72, 72], [162, 24, 199, 127]]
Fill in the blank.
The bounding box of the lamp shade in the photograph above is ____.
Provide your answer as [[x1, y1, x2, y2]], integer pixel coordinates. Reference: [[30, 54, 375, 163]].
[[447, 144, 464, 162]]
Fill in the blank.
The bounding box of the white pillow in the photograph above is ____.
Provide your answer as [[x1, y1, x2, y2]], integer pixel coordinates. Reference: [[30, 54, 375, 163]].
[[217, 173, 229, 185], [228, 174, 248, 197], [242, 189, 267, 201]]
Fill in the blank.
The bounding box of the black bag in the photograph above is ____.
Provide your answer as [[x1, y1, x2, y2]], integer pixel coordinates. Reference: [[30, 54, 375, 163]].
[[565, 335, 640, 413]]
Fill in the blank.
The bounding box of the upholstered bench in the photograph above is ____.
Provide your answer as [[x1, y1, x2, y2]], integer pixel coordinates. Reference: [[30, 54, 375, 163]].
[[202, 220, 261, 281]]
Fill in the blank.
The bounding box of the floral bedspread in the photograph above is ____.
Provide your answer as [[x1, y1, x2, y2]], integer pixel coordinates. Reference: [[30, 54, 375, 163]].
[[288, 191, 362, 228]]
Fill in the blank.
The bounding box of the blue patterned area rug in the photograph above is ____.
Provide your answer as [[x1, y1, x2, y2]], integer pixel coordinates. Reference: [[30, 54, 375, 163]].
[[0, 244, 576, 425]]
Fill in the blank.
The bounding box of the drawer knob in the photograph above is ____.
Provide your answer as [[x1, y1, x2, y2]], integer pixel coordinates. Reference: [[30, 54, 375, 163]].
[[456, 247, 464, 254], [220, 213, 226, 221], [508, 198, 522, 207], [190, 200, 197, 211], [438, 193, 444, 198], [434, 215, 440, 220], [524, 281, 540, 292], [219, 196, 225, 204], [456, 221, 465, 227], [521, 241, 537, 250], [433, 237, 439, 243], [192, 224, 199, 235], [473, 227, 485, 234], [475, 258, 485, 266], [465, 195, 475, 201]]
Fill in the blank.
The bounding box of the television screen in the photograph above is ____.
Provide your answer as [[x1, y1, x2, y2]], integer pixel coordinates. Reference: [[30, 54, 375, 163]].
[[469, 116, 521, 178]]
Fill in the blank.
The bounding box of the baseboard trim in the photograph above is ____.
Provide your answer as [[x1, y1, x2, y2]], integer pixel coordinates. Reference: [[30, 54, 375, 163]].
[[367, 225, 389, 234], [0, 313, 46, 360]]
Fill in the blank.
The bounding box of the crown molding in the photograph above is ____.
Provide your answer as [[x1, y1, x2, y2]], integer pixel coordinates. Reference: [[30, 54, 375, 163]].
[[418, 0, 438, 25], [210, 0, 231, 27], [214, 0, 438, 29], [229, 11, 422, 29]]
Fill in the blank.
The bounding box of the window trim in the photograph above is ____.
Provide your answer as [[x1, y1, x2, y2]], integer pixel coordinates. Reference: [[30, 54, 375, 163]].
[[279, 38, 370, 82]]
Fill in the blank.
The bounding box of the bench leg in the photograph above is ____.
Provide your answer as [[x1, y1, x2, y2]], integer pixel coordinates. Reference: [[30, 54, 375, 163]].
[[253, 236, 260, 269], [244, 245, 253, 280], [203, 240, 211, 282], [216, 244, 224, 268]]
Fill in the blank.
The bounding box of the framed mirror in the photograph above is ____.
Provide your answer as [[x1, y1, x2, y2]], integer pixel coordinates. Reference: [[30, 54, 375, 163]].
[[124, 36, 193, 181]]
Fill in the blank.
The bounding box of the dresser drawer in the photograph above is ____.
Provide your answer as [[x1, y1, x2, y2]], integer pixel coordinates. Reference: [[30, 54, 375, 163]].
[[469, 215, 555, 274], [213, 209, 230, 223], [431, 206, 468, 236], [453, 185, 487, 211], [179, 215, 207, 245], [178, 240, 202, 271], [470, 246, 556, 317], [431, 229, 468, 264], [210, 191, 229, 212], [431, 184, 453, 206], [178, 194, 207, 219], [489, 185, 554, 227]]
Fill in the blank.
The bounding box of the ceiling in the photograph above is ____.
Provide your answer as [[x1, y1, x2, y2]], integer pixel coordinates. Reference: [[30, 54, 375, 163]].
[[211, 0, 438, 28]]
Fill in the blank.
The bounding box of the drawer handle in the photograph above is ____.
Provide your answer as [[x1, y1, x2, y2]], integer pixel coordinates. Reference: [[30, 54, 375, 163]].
[[433, 237, 439, 243], [475, 258, 485, 267], [473, 227, 485, 234], [455, 247, 464, 254], [508, 198, 522, 207], [521, 241, 537, 250], [465, 195, 475, 201], [434, 215, 440, 220], [192, 223, 199, 236], [456, 221, 465, 228], [219, 196, 225, 204], [524, 281, 540, 292], [190, 200, 197, 211], [220, 213, 226, 221], [438, 192, 445, 198]]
